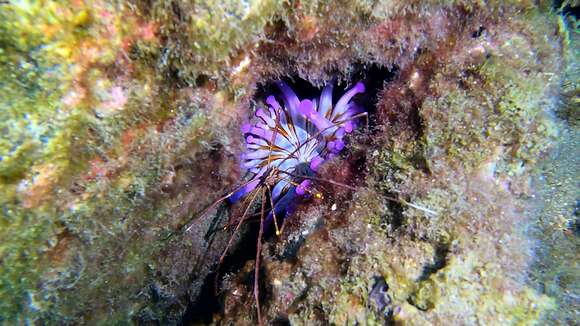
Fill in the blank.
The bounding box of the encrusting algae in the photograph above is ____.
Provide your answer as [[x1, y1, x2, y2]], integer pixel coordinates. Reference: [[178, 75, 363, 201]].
[[0, 0, 577, 324]]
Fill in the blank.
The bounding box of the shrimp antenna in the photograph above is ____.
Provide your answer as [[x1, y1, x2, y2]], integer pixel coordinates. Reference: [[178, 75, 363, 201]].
[[276, 111, 369, 168], [254, 189, 266, 325], [267, 184, 281, 236], [214, 188, 261, 295], [165, 177, 262, 239], [281, 171, 438, 216], [279, 170, 357, 190]]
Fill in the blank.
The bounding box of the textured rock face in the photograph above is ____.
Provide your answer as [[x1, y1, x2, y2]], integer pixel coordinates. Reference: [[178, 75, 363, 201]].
[[0, 0, 577, 324]]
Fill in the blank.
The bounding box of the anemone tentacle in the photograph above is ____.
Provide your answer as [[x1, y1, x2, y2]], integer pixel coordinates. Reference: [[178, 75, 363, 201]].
[[231, 80, 366, 226]]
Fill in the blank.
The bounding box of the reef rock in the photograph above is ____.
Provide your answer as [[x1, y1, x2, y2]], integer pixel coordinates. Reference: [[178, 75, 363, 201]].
[[0, 0, 577, 325]]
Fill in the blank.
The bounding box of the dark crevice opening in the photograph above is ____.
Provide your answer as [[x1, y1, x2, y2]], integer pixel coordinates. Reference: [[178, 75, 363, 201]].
[[368, 276, 395, 325], [418, 243, 450, 282], [385, 199, 405, 232], [180, 272, 217, 325], [254, 63, 396, 132], [553, 0, 579, 18], [257, 63, 397, 254], [181, 63, 396, 324], [272, 316, 292, 326], [406, 242, 450, 312], [181, 218, 261, 325]]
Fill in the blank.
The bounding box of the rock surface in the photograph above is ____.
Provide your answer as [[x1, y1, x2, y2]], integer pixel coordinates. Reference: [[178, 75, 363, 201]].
[[0, 0, 577, 324]]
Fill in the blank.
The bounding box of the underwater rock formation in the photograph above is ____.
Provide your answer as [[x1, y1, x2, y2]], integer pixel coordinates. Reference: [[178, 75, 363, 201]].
[[231, 80, 365, 225], [0, 0, 577, 324]]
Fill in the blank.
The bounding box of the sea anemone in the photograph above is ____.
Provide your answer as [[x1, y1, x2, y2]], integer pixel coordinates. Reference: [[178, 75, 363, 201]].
[[230, 80, 366, 225]]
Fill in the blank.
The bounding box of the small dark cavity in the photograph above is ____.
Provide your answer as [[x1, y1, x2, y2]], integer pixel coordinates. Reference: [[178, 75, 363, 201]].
[[166, 65, 188, 88], [471, 26, 486, 38], [182, 216, 261, 324], [272, 316, 291, 326], [69, 181, 86, 194], [215, 220, 260, 277], [203, 204, 230, 241], [350, 62, 398, 130], [553, 0, 579, 19], [171, 0, 185, 21], [350, 148, 368, 175], [195, 74, 210, 87], [254, 63, 396, 133], [418, 243, 449, 282], [368, 276, 395, 324], [407, 297, 430, 312], [384, 198, 405, 232], [181, 272, 219, 324], [128, 43, 141, 61]]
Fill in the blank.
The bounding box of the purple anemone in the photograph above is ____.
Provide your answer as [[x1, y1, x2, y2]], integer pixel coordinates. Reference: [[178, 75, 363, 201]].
[[230, 80, 365, 224]]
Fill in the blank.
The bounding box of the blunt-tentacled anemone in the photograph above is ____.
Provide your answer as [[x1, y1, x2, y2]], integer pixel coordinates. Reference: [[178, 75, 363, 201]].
[[230, 80, 366, 228]]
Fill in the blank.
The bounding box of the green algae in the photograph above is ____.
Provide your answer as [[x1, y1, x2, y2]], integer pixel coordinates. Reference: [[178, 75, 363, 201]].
[[0, 2, 80, 320], [150, 0, 283, 83], [0, 5, 67, 181], [410, 255, 555, 325], [421, 15, 561, 176], [422, 88, 493, 171], [0, 1, 241, 322], [217, 1, 570, 324]]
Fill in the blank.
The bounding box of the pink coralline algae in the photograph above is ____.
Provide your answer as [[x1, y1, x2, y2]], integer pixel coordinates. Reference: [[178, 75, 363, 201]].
[[230, 81, 366, 225]]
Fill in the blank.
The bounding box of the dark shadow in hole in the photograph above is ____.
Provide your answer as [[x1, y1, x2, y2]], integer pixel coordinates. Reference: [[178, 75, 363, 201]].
[[553, 0, 579, 18], [253, 63, 397, 133], [181, 215, 260, 325], [272, 316, 292, 326], [385, 197, 405, 231], [183, 63, 397, 324], [349, 62, 398, 129], [368, 276, 395, 325], [418, 243, 450, 282], [471, 26, 486, 38], [181, 271, 218, 325], [571, 199, 579, 237]]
